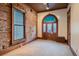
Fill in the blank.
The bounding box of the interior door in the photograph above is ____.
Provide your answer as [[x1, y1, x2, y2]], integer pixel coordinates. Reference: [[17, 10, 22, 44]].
[[67, 8, 71, 45], [43, 23, 47, 39], [47, 23, 53, 40], [43, 22, 57, 40], [42, 14, 58, 40]]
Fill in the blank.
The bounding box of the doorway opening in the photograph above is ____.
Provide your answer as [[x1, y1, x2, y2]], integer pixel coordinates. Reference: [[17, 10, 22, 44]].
[[42, 14, 58, 40]]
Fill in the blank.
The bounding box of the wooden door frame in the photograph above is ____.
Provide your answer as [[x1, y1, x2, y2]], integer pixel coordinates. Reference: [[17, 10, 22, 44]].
[[67, 7, 71, 45], [42, 14, 58, 38]]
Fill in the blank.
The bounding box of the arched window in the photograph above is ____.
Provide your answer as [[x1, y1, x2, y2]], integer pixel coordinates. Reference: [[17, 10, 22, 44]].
[[42, 14, 58, 34]]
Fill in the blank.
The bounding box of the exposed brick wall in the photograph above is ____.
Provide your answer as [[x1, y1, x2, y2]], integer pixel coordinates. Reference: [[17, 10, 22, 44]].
[[12, 3, 37, 42], [0, 4, 12, 50], [0, 3, 37, 50]]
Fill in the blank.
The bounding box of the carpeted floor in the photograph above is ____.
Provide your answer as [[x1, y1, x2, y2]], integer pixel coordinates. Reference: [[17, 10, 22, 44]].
[[3, 39, 73, 56]]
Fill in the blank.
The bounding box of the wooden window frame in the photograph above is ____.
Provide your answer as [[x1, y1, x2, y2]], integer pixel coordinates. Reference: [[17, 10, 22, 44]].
[[42, 14, 58, 36], [43, 22, 57, 33], [12, 7, 26, 45]]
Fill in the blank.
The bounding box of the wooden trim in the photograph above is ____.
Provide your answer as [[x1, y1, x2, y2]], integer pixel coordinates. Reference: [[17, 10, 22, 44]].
[[67, 7, 71, 45], [0, 37, 36, 56], [57, 37, 67, 43], [9, 4, 12, 45], [36, 36, 67, 43], [36, 13, 38, 38], [69, 45, 77, 56], [67, 7, 71, 14], [38, 8, 67, 13], [12, 5, 26, 45], [42, 14, 58, 38], [36, 37, 43, 39], [67, 7, 76, 55]]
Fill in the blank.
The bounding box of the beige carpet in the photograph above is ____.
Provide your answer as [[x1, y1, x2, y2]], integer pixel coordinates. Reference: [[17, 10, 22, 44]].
[[3, 39, 73, 56]]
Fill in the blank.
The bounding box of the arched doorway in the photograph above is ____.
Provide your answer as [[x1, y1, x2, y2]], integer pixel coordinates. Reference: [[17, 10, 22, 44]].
[[42, 14, 58, 40]]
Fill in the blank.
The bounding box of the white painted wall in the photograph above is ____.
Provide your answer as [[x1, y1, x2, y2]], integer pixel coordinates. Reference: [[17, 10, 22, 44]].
[[37, 9, 67, 39], [70, 4, 79, 55]]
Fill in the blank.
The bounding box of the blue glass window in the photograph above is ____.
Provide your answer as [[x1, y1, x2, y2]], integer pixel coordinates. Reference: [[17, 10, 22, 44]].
[[53, 23, 56, 33], [44, 15, 56, 23], [14, 8, 25, 40], [43, 24, 46, 32], [43, 15, 57, 33], [47, 24, 52, 33]]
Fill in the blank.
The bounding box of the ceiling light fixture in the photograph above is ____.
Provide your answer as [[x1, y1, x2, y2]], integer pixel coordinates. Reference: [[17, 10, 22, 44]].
[[46, 7, 49, 10], [43, 3, 47, 5], [43, 3, 49, 10]]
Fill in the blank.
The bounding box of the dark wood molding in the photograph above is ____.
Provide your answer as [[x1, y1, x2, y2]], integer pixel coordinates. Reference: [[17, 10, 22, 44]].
[[57, 37, 67, 43], [67, 7, 71, 14], [67, 7, 71, 46], [27, 3, 68, 13], [0, 37, 37, 56], [38, 8, 67, 13], [36, 37, 43, 39], [36, 13, 38, 38], [37, 36, 67, 43], [69, 45, 77, 56]]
